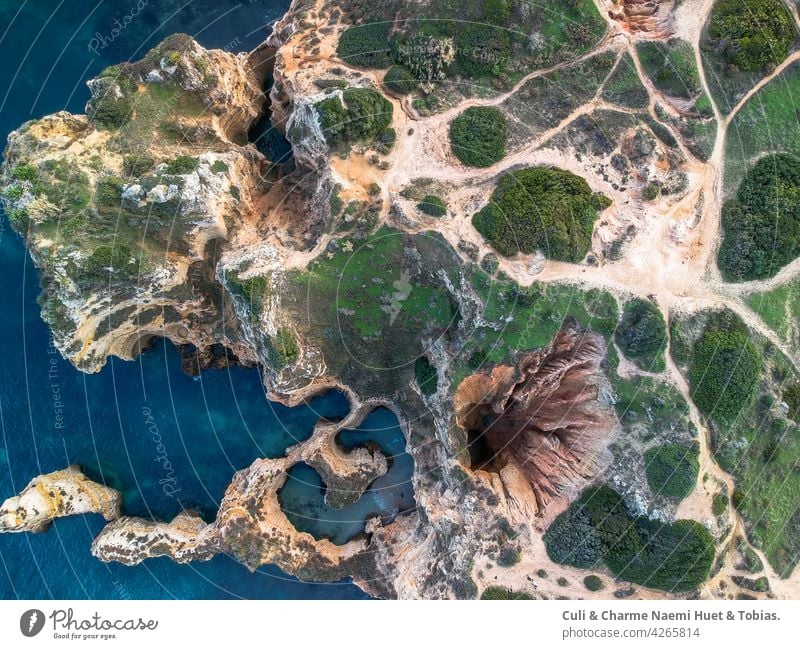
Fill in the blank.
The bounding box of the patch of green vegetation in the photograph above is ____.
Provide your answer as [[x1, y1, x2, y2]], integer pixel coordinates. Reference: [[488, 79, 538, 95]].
[[615, 297, 667, 372], [284, 227, 460, 384], [414, 355, 438, 395], [644, 443, 700, 501], [497, 545, 521, 567], [642, 182, 661, 201], [449, 106, 507, 168], [87, 79, 132, 129], [165, 155, 200, 175], [40, 159, 91, 213], [708, 0, 794, 74], [226, 271, 269, 320], [637, 39, 701, 99], [601, 53, 650, 109], [417, 194, 446, 217], [678, 307, 800, 577], [723, 61, 800, 190], [719, 154, 800, 281], [13, 164, 39, 182], [744, 277, 800, 346], [472, 166, 609, 260], [270, 328, 299, 366], [784, 383, 800, 421], [382, 65, 417, 95], [94, 176, 124, 207], [451, 274, 618, 387], [122, 154, 154, 177], [315, 88, 393, 149], [480, 586, 533, 600], [80, 244, 139, 285], [583, 575, 604, 592], [544, 485, 715, 592], [210, 160, 229, 173], [688, 310, 761, 423], [336, 22, 393, 68], [712, 492, 728, 517]]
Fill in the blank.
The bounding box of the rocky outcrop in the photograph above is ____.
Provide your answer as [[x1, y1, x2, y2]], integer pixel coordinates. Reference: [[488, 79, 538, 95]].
[[0, 466, 120, 532], [91, 512, 218, 565], [455, 321, 617, 512], [604, 0, 675, 37]]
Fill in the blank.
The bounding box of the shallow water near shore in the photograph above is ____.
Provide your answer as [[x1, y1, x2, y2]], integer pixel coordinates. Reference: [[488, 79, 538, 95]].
[[0, 0, 395, 599]]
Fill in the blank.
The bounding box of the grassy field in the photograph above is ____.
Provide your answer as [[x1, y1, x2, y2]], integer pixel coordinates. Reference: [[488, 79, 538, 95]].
[[724, 60, 800, 195]]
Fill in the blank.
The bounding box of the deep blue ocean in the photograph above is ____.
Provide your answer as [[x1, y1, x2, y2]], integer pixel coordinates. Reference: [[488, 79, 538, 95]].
[[0, 0, 409, 599]]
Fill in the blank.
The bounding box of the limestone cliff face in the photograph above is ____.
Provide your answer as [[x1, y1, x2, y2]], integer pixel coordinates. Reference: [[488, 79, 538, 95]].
[[0, 466, 120, 532], [455, 322, 617, 512]]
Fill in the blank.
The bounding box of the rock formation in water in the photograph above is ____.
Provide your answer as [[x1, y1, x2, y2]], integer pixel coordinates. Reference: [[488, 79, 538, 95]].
[[0, 465, 120, 532], [455, 322, 617, 511]]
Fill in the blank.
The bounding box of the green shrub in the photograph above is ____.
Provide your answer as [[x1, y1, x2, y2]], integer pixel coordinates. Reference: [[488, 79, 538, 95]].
[[480, 586, 533, 600], [644, 443, 700, 500], [417, 194, 446, 217], [336, 22, 393, 69], [94, 176, 125, 206], [454, 24, 511, 78], [544, 485, 715, 591], [414, 356, 438, 395], [13, 164, 38, 181], [783, 383, 800, 421], [718, 154, 800, 281], [81, 244, 138, 284], [615, 297, 667, 371], [642, 182, 661, 200], [497, 545, 521, 567], [688, 312, 761, 422], [87, 81, 132, 129], [708, 0, 795, 73], [226, 272, 268, 318], [480, 253, 499, 275], [449, 106, 507, 168], [123, 154, 154, 177], [472, 166, 608, 261], [583, 575, 604, 591], [165, 155, 199, 174], [210, 160, 229, 173], [382, 65, 417, 95], [315, 87, 393, 148]]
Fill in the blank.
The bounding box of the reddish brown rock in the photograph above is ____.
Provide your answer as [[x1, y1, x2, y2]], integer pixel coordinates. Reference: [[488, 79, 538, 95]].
[[605, 0, 675, 37], [455, 321, 617, 512]]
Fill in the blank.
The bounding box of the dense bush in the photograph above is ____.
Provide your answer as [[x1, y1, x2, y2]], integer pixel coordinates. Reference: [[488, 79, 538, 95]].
[[472, 166, 609, 261], [583, 575, 604, 591], [454, 23, 512, 78], [708, 0, 795, 73], [449, 106, 507, 168], [382, 65, 417, 95], [544, 485, 715, 591], [688, 311, 761, 422], [315, 88, 393, 148], [336, 22, 393, 69], [87, 80, 132, 129], [94, 176, 125, 206], [122, 154, 154, 177], [615, 298, 667, 371], [480, 586, 533, 600], [417, 194, 446, 217], [414, 355, 438, 395], [81, 244, 138, 284], [718, 154, 800, 281], [165, 155, 199, 174], [644, 443, 700, 500]]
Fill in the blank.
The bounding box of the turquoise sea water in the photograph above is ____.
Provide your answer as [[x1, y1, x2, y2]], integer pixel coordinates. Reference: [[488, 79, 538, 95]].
[[0, 0, 410, 599]]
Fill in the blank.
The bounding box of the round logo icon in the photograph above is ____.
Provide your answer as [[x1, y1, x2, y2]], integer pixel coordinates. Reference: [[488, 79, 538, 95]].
[[19, 609, 45, 637]]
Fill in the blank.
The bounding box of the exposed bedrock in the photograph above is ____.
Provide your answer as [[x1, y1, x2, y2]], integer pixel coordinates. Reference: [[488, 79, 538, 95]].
[[0, 465, 121, 533], [604, 0, 675, 37], [454, 320, 617, 513]]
